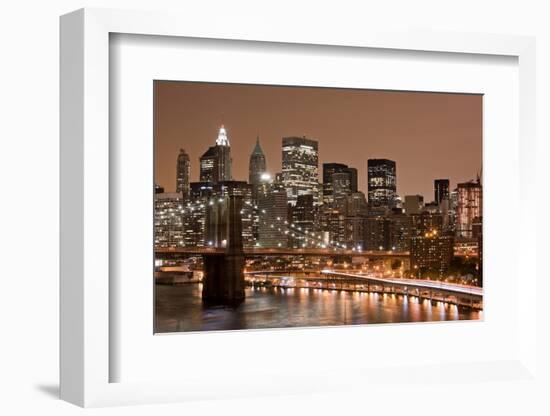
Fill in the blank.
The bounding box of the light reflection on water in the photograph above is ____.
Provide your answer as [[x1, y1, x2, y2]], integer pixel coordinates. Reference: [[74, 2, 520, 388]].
[[155, 284, 482, 333]]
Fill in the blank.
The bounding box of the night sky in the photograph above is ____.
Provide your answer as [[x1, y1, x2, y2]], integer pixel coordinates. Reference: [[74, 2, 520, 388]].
[[155, 81, 482, 201]]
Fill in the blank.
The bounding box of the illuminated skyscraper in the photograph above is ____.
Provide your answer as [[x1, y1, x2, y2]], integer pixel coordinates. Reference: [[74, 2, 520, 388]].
[[367, 159, 397, 209], [456, 179, 482, 238], [176, 148, 190, 198], [154, 192, 184, 248], [257, 175, 288, 248], [281, 136, 319, 206], [248, 135, 266, 202], [199, 125, 232, 183]]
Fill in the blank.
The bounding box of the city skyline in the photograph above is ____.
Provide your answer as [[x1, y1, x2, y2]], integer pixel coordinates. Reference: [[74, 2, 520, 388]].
[[155, 81, 482, 201], [154, 80, 483, 332]]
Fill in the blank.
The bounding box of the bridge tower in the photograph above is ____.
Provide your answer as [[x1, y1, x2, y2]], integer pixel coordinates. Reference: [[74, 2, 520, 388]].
[[202, 194, 245, 306]]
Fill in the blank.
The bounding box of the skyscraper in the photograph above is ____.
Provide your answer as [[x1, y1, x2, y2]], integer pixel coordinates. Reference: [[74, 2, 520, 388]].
[[176, 148, 190, 198], [434, 179, 450, 204], [248, 135, 266, 201], [322, 163, 358, 204], [456, 179, 482, 238], [281, 136, 319, 206], [332, 172, 352, 201], [367, 159, 396, 209], [154, 192, 184, 248], [257, 175, 289, 248], [199, 125, 232, 183], [290, 194, 315, 248]]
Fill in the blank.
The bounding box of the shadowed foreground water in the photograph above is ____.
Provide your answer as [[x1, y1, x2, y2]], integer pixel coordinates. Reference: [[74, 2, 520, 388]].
[[155, 283, 482, 333]]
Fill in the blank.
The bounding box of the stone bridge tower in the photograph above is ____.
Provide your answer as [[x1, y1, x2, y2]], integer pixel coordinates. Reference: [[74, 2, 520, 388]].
[[202, 194, 245, 306]]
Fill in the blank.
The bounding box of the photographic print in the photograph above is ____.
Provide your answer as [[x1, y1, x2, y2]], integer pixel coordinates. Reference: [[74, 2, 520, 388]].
[[154, 81, 483, 333]]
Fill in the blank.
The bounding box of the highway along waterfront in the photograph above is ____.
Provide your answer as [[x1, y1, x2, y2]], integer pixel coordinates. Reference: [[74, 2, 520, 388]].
[[155, 272, 482, 333]]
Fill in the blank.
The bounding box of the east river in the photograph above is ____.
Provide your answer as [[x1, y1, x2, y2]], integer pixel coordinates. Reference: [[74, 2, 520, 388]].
[[155, 283, 482, 333]]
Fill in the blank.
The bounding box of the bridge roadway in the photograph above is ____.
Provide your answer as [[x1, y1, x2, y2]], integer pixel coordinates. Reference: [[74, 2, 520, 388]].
[[155, 247, 409, 258], [247, 270, 483, 299]]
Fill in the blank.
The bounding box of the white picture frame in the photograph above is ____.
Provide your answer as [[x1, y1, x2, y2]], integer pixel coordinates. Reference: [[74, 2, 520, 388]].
[[60, 7, 538, 408]]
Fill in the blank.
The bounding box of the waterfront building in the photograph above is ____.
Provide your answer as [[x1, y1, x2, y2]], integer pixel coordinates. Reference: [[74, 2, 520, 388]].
[[176, 148, 190, 198], [410, 231, 454, 275], [367, 158, 397, 209], [199, 125, 232, 183], [404, 194, 424, 215], [456, 179, 482, 238], [248, 135, 266, 202], [154, 192, 184, 248], [281, 136, 320, 206], [434, 178, 450, 205]]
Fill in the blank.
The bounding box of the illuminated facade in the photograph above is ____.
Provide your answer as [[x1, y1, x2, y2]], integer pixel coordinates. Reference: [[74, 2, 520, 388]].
[[281, 136, 320, 206], [367, 159, 397, 209], [410, 231, 454, 274], [290, 194, 316, 248], [154, 192, 184, 248], [176, 148, 190, 198], [456, 180, 482, 238], [257, 176, 289, 248], [199, 125, 232, 183]]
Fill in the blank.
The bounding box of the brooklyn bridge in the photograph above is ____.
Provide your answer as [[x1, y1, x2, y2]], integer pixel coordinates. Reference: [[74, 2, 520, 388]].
[[154, 194, 477, 307]]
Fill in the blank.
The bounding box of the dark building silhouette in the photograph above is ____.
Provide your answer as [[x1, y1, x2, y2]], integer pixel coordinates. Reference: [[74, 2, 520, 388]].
[[322, 163, 358, 204], [248, 135, 266, 202], [434, 179, 450, 204], [367, 159, 396, 209]]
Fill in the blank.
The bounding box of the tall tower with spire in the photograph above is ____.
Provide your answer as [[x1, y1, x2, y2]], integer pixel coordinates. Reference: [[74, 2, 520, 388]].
[[200, 125, 233, 183], [176, 148, 190, 198], [248, 135, 267, 201]]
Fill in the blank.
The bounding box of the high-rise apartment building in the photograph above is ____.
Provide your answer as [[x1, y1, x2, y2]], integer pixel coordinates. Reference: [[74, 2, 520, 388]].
[[410, 231, 454, 275]]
